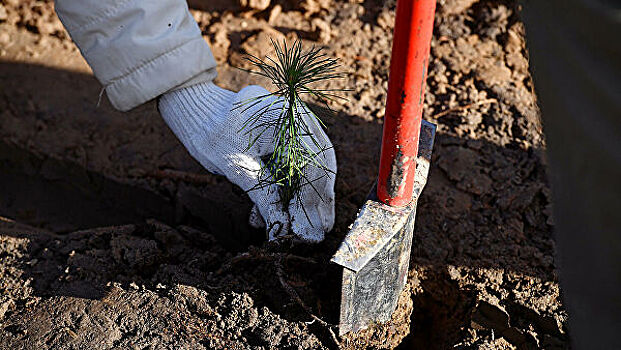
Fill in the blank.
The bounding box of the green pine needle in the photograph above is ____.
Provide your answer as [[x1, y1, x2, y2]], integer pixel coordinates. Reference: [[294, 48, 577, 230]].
[[235, 38, 347, 217]]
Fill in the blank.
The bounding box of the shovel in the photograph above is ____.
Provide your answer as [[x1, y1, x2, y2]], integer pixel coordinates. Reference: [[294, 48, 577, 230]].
[[331, 0, 437, 335]]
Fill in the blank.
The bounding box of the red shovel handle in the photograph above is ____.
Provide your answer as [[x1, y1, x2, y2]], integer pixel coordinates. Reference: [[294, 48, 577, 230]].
[[377, 0, 436, 207]]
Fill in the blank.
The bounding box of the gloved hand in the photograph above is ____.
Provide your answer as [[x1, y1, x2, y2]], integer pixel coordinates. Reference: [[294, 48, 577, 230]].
[[158, 82, 336, 242]]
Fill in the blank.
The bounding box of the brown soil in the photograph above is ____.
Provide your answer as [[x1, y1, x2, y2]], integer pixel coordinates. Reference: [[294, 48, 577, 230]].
[[0, 0, 569, 349]]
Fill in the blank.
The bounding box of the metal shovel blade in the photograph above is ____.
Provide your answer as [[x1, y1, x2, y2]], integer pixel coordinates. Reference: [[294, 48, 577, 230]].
[[331, 120, 436, 335]]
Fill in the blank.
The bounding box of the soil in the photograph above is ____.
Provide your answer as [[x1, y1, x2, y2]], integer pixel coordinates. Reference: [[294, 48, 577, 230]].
[[0, 0, 569, 349]]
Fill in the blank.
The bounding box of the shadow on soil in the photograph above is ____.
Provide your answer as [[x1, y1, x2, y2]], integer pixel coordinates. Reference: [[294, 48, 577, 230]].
[[0, 62, 560, 348]]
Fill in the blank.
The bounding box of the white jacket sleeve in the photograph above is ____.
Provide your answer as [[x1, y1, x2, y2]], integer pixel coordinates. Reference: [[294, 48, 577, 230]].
[[54, 0, 217, 111]]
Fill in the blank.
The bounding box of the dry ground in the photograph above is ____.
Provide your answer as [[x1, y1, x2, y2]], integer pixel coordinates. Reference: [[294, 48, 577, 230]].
[[0, 0, 569, 348]]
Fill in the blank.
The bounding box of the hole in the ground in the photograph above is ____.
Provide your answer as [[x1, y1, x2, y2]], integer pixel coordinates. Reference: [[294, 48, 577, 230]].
[[396, 272, 476, 349], [0, 140, 261, 251]]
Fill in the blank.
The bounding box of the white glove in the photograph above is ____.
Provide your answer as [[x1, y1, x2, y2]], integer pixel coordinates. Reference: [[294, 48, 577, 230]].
[[158, 82, 336, 242]]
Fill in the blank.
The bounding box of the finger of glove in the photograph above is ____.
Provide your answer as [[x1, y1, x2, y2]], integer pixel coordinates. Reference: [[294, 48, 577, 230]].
[[298, 102, 333, 149], [289, 145, 337, 243], [248, 204, 266, 229], [286, 104, 336, 242], [220, 153, 290, 240], [231, 85, 285, 158]]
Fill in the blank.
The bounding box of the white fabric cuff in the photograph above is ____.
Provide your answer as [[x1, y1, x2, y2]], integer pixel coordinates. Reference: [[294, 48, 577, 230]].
[[55, 0, 218, 112], [105, 37, 217, 111]]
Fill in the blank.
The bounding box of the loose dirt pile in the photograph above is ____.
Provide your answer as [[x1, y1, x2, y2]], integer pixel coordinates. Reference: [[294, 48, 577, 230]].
[[0, 0, 569, 348]]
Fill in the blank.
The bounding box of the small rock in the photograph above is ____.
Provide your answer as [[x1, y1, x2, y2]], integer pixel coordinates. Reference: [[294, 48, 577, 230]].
[[476, 62, 512, 87], [439, 0, 479, 15], [240, 28, 286, 59], [311, 18, 332, 43], [0, 5, 7, 22], [301, 0, 332, 16], [268, 4, 282, 24], [0, 298, 15, 319], [239, 0, 270, 11], [377, 10, 394, 30], [0, 32, 10, 46]]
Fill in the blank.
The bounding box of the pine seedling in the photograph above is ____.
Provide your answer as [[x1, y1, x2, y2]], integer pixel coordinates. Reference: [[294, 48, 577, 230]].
[[235, 39, 346, 218]]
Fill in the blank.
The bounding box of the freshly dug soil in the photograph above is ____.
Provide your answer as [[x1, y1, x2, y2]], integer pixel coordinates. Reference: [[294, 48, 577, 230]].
[[0, 0, 569, 349]]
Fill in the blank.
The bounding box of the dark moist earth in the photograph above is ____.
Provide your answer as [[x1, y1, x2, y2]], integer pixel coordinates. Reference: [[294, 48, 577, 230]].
[[0, 0, 569, 349]]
